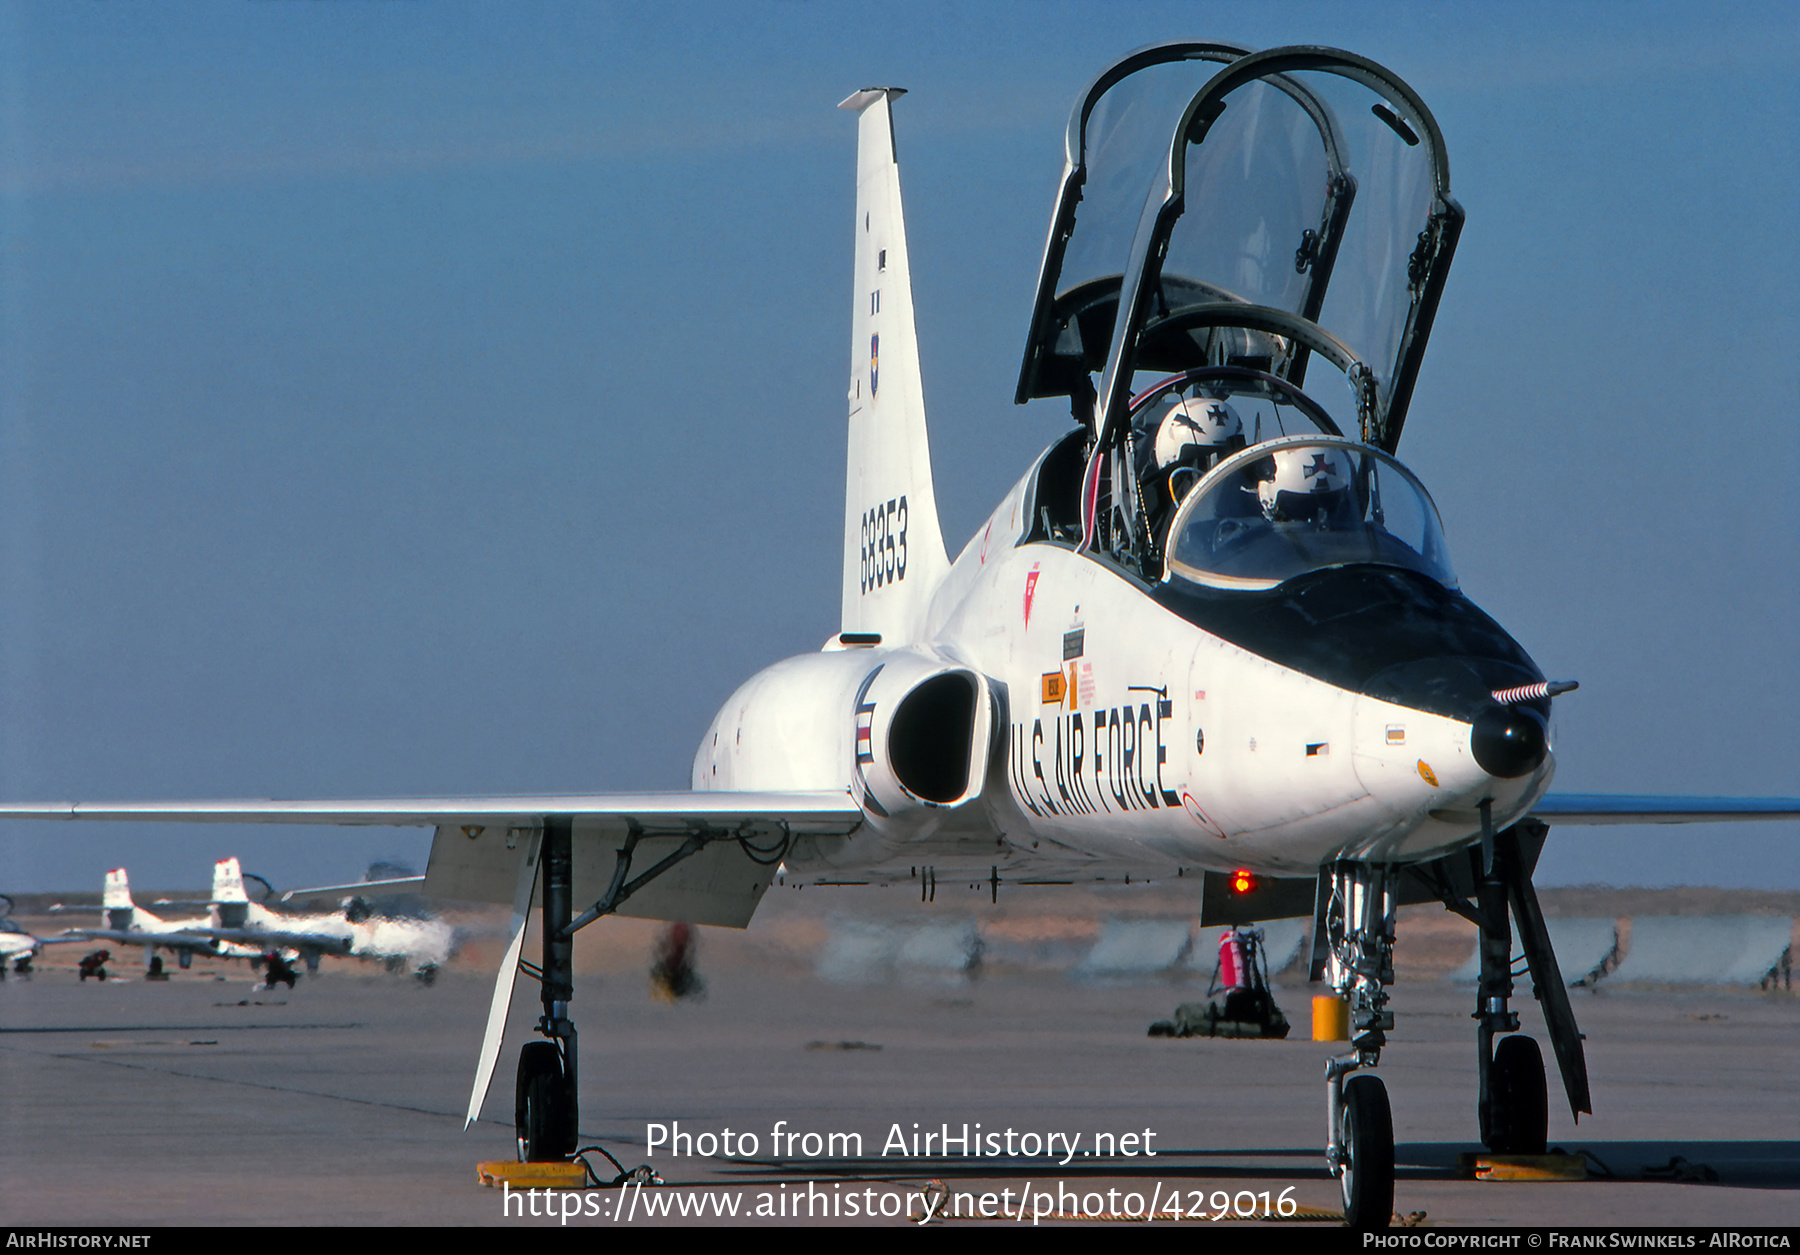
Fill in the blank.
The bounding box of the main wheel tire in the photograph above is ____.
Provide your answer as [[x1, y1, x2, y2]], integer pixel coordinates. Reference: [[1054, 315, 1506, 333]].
[[1340, 1074, 1395, 1230], [1487, 1034, 1548, 1155], [515, 1041, 573, 1162]]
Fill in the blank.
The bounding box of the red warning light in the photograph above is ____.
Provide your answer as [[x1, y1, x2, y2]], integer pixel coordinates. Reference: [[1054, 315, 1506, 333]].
[[1230, 869, 1257, 895]]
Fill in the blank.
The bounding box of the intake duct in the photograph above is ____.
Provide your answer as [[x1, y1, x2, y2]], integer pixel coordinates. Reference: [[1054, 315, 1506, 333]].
[[852, 650, 996, 839], [889, 672, 979, 803]]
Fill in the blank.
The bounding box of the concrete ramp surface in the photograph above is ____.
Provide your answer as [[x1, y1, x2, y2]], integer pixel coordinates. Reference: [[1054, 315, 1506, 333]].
[[1073, 918, 1193, 979], [1607, 916, 1793, 986], [895, 919, 983, 982], [816, 919, 900, 984], [816, 918, 982, 985]]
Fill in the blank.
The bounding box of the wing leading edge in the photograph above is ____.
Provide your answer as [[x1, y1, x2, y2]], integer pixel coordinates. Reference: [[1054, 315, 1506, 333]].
[[1530, 795, 1800, 824], [0, 790, 861, 829]]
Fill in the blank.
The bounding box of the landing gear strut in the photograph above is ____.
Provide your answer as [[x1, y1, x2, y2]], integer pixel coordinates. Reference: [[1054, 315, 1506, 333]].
[[1474, 818, 1550, 1155], [1316, 862, 1398, 1229], [516, 816, 578, 1162], [1310, 823, 1594, 1220], [1414, 816, 1590, 1156], [504, 813, 783, 1164]]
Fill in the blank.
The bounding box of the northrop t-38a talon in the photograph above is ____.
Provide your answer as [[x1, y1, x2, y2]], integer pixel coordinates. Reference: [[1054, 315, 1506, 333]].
[[153, 858, 455, 981], [2, 42, 1796, 1227], [47, 867, 258, 970]]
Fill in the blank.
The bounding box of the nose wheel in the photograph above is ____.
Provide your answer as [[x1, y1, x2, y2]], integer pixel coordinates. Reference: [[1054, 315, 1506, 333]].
[[1338, 1073, 1395, 1229]]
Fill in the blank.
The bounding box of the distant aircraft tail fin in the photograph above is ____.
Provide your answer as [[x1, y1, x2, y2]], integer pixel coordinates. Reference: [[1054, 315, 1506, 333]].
[[213, 857, 248, 904], [212, 857, 252, 928], [102, 867, 137, 930], [838, 88, 950, 645]]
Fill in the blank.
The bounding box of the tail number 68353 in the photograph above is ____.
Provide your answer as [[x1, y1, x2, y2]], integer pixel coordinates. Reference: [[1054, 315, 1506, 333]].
[[860, 496, 908, 594]]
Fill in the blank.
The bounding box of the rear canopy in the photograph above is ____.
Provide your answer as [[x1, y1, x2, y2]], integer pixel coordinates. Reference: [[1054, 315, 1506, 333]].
[[1017, 43, 1462, 455]]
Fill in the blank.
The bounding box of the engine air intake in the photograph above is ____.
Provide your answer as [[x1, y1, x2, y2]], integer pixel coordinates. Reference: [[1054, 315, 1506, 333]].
[[888, 672, 978, 804]]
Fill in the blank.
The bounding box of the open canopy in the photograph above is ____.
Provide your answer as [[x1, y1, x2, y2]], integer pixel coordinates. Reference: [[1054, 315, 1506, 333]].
[[1017, 42, 1462, 455]]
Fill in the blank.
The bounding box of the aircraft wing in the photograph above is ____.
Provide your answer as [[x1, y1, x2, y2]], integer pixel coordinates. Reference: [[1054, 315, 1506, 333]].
[[0, 790, 862, 829], [1530, 795, 1800, 824], [0, 790, 864, 927], [280, 875, 426, 901], [193, 926, 354, 954], [50, 928, 225, 950]]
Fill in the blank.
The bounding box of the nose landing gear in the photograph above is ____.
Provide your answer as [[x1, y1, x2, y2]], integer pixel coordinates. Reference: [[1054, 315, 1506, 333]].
[[1315, 823, 1591, 1223], [1317, 861, 1399, 1229]]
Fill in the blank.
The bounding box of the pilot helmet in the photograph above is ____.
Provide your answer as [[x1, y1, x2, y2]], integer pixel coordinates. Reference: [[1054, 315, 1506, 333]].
[[1155, 397, 1245, 500], [1255, 446, 1354, 523]]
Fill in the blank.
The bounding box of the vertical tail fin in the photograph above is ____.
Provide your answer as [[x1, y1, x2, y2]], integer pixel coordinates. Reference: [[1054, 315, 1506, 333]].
[[103, 868, 135, 931], [212, 857, 252, 929], [838, 89, 950, 644], [213, 857, 248, 904]]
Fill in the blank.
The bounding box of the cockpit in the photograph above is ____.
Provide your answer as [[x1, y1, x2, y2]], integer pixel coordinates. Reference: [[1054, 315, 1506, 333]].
[[1127, 366, 1339, 545], [1121, 369, 1456, 592], [1015, 42, 1465, 594], [1165, 435, 1455, 592]]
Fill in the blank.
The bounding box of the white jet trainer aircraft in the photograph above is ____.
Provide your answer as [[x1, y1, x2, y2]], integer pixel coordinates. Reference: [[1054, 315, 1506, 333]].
[[187, 857, 454, 981], [3, 42, 1796, 1227], [0, 895, 46, 975], [49, 867, 253, 970]]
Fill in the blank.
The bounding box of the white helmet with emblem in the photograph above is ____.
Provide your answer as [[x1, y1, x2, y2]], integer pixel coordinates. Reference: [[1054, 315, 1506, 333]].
[[1255, 446, 1355, 522], [1155, 396, 1244, 473]]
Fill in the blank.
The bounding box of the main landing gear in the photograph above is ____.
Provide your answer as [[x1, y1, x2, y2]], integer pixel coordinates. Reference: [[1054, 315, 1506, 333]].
[[517, 817, 579, 1162], [1468, 815, 1575, 1157], [508, 814, 789, 1164], [517, 1039, 575, 1162]]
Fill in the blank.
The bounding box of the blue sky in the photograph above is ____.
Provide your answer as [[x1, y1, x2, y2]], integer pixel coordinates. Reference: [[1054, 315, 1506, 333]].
[[1, 2, 1795, 892]]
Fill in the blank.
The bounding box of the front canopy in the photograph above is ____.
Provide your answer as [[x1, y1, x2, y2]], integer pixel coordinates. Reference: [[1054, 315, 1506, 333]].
[[1164, 435, 1456, 592]]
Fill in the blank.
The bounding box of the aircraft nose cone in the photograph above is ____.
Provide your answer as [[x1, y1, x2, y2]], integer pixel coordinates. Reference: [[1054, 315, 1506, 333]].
[[1470, 705, 1548, 779]]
